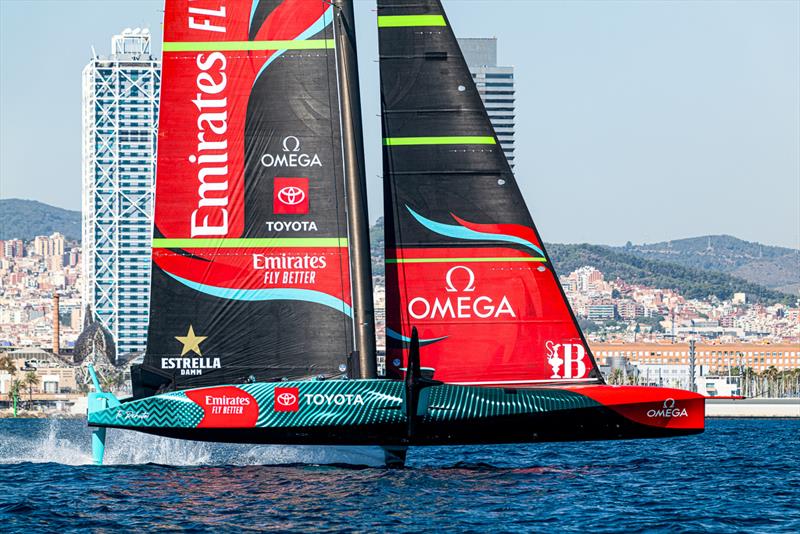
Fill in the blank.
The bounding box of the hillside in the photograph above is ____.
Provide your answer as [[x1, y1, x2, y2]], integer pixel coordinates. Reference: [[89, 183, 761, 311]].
[[547, 243, 794, 306], [613, 235, 799, 294], [369, 219, 794, 306], [0, 199, 81, 241]]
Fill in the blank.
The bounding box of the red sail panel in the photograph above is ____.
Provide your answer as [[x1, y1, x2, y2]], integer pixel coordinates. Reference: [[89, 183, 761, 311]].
[[386, 249, 595, 385], [157, 0, 330, 238], [378, 0, 602, 386]]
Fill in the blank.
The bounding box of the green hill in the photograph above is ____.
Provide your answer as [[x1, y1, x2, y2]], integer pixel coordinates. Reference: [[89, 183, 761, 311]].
[[547, 243, 794, 306], [613, 235, 799, 295], [0, 199, 81, 241]]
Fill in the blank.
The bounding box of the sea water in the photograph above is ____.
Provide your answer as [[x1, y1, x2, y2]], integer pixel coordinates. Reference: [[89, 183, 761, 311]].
[[0, 418, 797, 532]]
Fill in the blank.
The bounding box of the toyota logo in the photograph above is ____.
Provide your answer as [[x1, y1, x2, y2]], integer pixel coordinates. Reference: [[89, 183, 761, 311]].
[[276, 392, 297, 406], [277, 186, 305, 206]]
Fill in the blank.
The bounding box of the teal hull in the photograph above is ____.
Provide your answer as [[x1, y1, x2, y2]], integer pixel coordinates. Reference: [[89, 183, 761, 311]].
[[88, 379, 704, 446]]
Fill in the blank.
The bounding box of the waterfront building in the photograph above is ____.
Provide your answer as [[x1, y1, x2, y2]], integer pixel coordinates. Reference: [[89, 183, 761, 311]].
[[81, 29, 160, 357], [457, 38, 515, 169], [591, 342, 800, 373], [587, 303, 616, 321]]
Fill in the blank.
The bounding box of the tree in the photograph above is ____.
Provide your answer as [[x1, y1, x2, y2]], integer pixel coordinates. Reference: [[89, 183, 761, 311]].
[[609, 368, 624, 385], [7, 379, 22, 417], [23, 371, 40, 410], [0, 354, 16, 376], [100, 370, 126, 393]]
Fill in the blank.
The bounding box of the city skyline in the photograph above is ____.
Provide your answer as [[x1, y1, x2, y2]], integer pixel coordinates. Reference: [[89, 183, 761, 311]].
[[1, 0, 798, 249]]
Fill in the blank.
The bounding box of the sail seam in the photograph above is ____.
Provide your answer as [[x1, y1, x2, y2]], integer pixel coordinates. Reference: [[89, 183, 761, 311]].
[[377, 15, 447, 27], [387, 257, 546, 264], [162, 39, 335, 52], [152, 238, 348, 248], [384, 136, 496, 146]]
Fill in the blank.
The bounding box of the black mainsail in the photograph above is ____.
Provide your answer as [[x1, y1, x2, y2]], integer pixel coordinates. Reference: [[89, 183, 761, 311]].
[[133, 0, 362, 397]]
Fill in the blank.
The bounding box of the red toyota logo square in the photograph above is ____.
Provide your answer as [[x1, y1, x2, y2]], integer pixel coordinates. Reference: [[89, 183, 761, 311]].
[[273, 177, 309, 214], [274, 387, 300, 412]]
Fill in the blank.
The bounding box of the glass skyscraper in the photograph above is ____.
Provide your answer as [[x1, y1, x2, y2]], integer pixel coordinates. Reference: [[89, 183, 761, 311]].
[[81, 29, 160, 357], [457, 38, 516, 169]]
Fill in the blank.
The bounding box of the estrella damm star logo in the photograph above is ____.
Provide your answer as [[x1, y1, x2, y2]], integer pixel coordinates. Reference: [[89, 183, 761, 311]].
[[175, 325, 207, 356]]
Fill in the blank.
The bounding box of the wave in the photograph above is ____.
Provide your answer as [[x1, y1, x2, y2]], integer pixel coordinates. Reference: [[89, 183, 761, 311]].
[[0, 419, 389, 467]]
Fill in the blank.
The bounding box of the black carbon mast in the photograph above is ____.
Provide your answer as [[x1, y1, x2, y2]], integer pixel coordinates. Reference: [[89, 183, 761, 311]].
[[334, 0, 377, 378]]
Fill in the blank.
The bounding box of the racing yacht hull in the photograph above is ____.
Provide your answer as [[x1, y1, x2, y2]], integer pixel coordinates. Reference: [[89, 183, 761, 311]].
[[89, 380, 704, 446]]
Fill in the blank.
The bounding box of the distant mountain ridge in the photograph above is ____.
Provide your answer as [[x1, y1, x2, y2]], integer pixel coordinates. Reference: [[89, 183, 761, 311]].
[[0, 199, 81, 241], [547, 243, 794, 306], [612, 235, 799, 295]]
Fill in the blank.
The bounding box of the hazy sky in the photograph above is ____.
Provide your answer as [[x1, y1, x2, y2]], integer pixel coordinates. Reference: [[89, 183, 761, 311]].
[[1, 0, 798, 248]]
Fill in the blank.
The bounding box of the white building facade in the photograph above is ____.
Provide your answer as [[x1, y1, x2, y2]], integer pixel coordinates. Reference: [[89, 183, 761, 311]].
[[82, 29, 160, 357], [457, 38, 516, 169]]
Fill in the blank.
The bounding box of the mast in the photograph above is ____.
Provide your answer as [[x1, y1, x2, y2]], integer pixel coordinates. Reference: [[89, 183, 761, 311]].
[[334, 0, 377, 378]]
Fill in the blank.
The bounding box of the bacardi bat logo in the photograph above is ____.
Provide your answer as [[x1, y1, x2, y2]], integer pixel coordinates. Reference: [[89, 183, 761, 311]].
[[545, 341, 589, 379]]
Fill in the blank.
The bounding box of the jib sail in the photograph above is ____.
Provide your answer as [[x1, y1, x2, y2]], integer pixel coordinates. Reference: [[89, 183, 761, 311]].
[[133, 0, 354, 397], [378, 0, 602, 386]]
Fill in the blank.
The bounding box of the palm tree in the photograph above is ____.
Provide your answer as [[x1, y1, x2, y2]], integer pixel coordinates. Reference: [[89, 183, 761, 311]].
[[609, 368, 624, 385], [23, 371, 40, 410], [0, 354, 18, 416], [7, 379, 22, 417], [0, 354, 16, 376], [100, 370, 126, 393]]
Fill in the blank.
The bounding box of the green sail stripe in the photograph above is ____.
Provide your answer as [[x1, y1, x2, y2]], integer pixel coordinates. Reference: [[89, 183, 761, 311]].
[[377, 15, 447, 28], [383, 136, 496, 146], [386, 257, 546, 264], [163, 39, 335, 52], [152, 238, 348, 249]]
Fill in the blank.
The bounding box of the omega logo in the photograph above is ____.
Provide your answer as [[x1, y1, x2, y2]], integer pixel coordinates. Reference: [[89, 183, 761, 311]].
[[282, 135, 301, 152]]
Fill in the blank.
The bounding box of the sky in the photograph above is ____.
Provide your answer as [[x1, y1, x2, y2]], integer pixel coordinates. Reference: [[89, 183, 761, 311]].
[[1, 0, 798, 248]]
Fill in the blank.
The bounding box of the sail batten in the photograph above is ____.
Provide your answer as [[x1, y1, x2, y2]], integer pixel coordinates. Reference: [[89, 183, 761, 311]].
[[379, 0, 602, 386]]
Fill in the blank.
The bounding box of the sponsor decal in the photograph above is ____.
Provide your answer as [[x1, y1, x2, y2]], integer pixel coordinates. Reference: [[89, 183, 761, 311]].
[[545, 341, 589, 379], [186, 386, 259, 428], [407, 265, 515, 320], [167, 325, 220, 376], [261, 136, 322, 168], [189, 50, 231, 237], [252, 252, 327, 285], [275, 388, 300, 412], [265, 221, 318, 232], [274, 387, 300, 412], [303, 393, 365, 406], [273, 177, 309, 215], [116, 410, 150, 421], [647, 398, 688, 419]]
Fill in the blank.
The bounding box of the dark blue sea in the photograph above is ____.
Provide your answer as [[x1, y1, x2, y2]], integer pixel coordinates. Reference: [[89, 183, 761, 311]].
[[0, 419, 798, 532]]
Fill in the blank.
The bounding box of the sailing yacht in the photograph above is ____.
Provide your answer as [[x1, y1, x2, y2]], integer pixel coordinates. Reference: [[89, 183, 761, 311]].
[[87, 0, 704, 467]]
